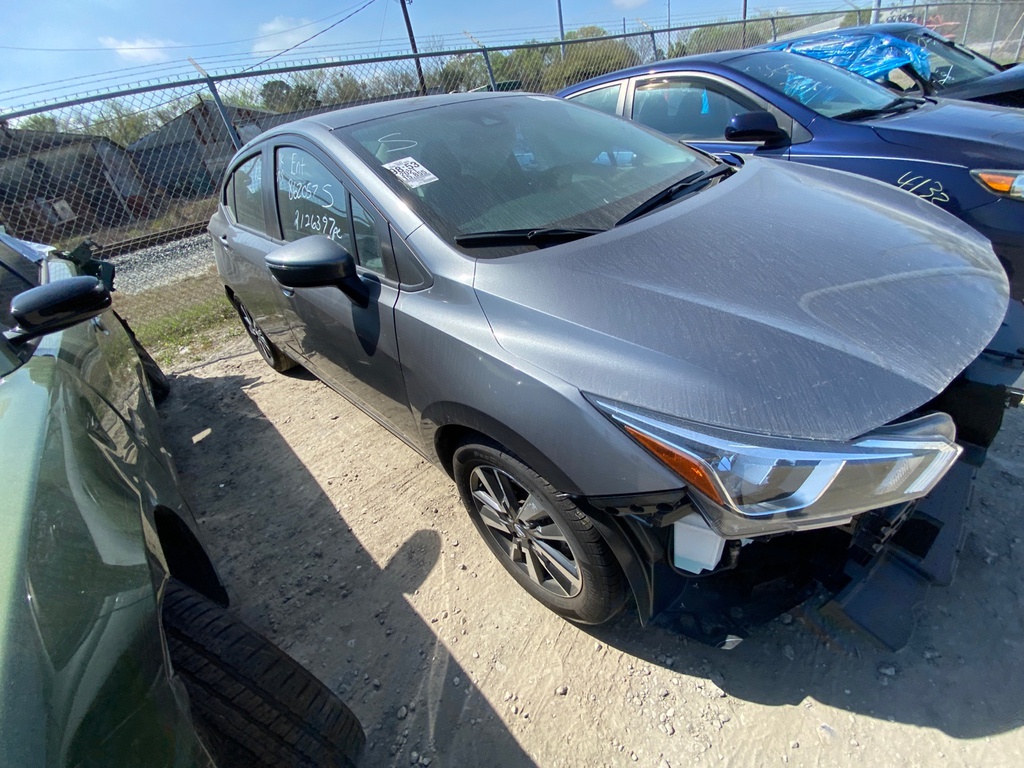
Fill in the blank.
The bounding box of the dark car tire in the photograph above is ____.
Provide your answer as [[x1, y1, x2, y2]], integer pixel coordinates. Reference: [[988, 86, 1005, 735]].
[[452, 438, 627, 625], [232, 297, 296, 372], [162, 579, 364, 768]]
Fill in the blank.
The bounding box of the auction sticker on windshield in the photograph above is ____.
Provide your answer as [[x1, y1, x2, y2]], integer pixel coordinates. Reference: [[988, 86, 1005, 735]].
[[383, 157, 439, 189]]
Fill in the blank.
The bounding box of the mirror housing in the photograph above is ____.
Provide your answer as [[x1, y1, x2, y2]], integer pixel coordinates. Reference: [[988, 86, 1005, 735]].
[[6, 276, 111, 345], [724, 111, 789, 147], [266, 236, 368, 308]]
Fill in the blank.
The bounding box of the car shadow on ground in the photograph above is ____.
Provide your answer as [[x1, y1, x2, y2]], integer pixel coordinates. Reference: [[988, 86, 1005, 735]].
[[160, 365, 536, 767], [160, 349, 1024, 750], [585, 411, 1024, 740]]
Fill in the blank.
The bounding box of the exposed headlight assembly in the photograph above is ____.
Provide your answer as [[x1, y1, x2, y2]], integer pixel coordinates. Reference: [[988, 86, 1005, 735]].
[[971, 169, 1024, 201], [589, 396, 962, 538]]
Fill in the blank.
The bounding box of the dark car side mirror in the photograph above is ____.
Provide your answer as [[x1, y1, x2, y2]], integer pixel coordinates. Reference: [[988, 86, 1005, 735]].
[[266, 236, 369, 308], [5, 276, 111, 345], [724, 111, 789, 147]]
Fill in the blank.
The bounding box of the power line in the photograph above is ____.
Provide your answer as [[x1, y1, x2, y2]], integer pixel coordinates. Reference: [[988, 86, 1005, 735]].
[[0, 4, 374, 53], [242, 0, 379, 72], [6, 0, 383, 135]]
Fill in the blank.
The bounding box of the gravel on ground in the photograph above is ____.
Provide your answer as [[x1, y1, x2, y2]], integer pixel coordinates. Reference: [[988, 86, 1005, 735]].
[[111, 234, 215, 294], [160, 339, 1024, 768]]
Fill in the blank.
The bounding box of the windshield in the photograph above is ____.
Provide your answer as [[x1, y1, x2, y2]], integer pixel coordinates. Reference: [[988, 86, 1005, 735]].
[[335, 96, 712, 249], [731, 50, 900, 117], [904, 28, 1001, 86]]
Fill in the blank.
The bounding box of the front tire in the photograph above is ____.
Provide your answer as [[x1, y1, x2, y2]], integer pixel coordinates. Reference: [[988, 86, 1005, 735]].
[[163, 579, 365, 768], [452, 438, 627, 624]]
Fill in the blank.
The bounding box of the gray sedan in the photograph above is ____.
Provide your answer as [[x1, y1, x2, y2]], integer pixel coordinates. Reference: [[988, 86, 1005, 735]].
[[210, 92, 1017, 647]]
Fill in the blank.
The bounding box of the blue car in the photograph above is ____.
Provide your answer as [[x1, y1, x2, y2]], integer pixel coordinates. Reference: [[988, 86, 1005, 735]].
[[557, 50, 1024, 297], [769, 23, 1024, 108]]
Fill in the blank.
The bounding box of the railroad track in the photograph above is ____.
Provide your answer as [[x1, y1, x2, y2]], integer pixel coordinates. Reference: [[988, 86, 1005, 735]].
[[96, 221, 210, 258]]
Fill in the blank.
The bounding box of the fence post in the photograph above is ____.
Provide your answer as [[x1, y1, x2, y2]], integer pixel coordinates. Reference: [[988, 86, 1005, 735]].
[[770, 17, 778, 42], [480, 48, 498, 91], [651, 31, 660, 60], [990, 3, 1004, 59], [206, 79, 242, 151], [1016, 20, 1024, 62], [962, 2, 973, 44]]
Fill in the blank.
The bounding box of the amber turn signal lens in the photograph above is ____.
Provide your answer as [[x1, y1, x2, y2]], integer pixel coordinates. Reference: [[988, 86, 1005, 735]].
[[624, 425, 726, 505], [973, 171, 1017, 194]]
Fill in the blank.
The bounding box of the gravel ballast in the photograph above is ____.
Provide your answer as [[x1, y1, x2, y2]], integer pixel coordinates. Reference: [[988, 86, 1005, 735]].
[[110, 234, 216, 295]]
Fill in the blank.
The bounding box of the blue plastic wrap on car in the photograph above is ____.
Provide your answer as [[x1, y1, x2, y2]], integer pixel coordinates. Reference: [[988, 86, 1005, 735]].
[[769, 33, 932, 82], [782, 72, 835, 106]]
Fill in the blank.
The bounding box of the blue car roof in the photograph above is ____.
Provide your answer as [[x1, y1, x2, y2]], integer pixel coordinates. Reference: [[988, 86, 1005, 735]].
[[555, 51, 746, 96]]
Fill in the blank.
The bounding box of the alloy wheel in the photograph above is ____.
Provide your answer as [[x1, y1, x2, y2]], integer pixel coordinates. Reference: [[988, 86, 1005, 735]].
[[468, 465, 583, 598], [236, 301, 275, 366]]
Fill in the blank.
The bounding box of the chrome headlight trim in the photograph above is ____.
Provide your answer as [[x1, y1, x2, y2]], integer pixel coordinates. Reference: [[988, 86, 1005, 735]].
[[588, 395, 962, 537]]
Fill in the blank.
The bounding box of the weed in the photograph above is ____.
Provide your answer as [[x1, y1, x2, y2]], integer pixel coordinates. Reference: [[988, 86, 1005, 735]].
[[114, 267, 241, 365]]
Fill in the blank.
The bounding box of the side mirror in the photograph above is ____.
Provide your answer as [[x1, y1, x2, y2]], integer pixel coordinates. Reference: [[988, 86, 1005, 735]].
[[6, 276, 111, 345], [724, 111, 789, 147], [266, 236, 368, 308]]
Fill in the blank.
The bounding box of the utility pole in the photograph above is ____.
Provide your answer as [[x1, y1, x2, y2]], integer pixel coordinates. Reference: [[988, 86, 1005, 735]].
[[557, 0, 566, 58], [401, 0, 428, 96]]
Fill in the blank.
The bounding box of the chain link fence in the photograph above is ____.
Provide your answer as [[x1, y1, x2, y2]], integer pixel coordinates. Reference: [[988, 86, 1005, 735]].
[[0, 2, 1020, 358]]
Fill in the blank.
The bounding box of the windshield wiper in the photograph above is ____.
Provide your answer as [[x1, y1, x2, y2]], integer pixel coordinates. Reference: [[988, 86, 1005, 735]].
[[835, 96, 923, 121], [615, 162, 737, 227], [454, 227, 605, 249]]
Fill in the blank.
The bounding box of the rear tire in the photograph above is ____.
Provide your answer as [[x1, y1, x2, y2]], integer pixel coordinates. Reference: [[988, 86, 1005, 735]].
[[232, 297, 296, 372], [452, 438, 627, 625], [163, 579, 364, 768]]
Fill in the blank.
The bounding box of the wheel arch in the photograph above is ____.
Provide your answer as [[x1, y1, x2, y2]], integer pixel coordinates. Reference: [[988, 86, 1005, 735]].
[[425, 402, 583, 495], [153, 506, 229, 606], [428, 403, 662, 620]]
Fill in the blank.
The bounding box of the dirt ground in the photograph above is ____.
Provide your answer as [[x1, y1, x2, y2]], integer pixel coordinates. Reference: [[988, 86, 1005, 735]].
[[160, 338, 1024, 768]]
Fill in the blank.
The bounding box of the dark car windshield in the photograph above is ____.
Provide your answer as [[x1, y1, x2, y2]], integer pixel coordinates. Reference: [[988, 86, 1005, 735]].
[[904, 28, 1001, 86], [731, 50, 901, 117], [334, 96, 713, 248]]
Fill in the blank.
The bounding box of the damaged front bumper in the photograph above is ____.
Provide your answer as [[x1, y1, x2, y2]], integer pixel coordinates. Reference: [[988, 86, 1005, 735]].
[[582, 302, 1024, 650], [585, 458, 974, 650]]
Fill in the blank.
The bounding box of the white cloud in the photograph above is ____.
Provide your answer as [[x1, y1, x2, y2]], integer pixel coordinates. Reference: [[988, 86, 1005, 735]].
[[252, 17, 313, 55], [98, 36, 177, 64], [612, 0, 648, 9]]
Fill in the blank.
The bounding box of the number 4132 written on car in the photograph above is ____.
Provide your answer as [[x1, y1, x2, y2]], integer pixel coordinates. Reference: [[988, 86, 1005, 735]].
[[896, 171, 951, 204]]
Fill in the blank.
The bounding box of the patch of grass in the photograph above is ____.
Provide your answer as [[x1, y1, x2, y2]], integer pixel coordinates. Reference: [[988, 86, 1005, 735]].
[[113, 267, 242, 366]]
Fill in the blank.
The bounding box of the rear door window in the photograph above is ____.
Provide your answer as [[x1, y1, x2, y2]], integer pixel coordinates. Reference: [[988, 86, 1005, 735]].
[[227, 154, 266, 232], [568, 82, 623, 115]]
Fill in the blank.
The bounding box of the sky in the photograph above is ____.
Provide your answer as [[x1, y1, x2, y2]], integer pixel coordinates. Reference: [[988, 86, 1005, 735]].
[[2, 0, 855, 112]]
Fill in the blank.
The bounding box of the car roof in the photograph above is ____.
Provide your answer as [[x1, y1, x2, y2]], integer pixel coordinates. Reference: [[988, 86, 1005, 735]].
[[273, 91, 545, 133], [767, 22, 926, 45], [558, 51, 748, 94]]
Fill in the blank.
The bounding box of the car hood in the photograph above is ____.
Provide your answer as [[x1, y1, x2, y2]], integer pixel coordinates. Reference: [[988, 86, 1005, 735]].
[[868, 98, 1024, 153], [473, 158, 1008, 441], [939, 64, 1024, 103]]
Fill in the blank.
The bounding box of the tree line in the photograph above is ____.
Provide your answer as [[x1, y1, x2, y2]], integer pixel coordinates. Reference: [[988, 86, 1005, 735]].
[[14, 14, 845, 146]]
